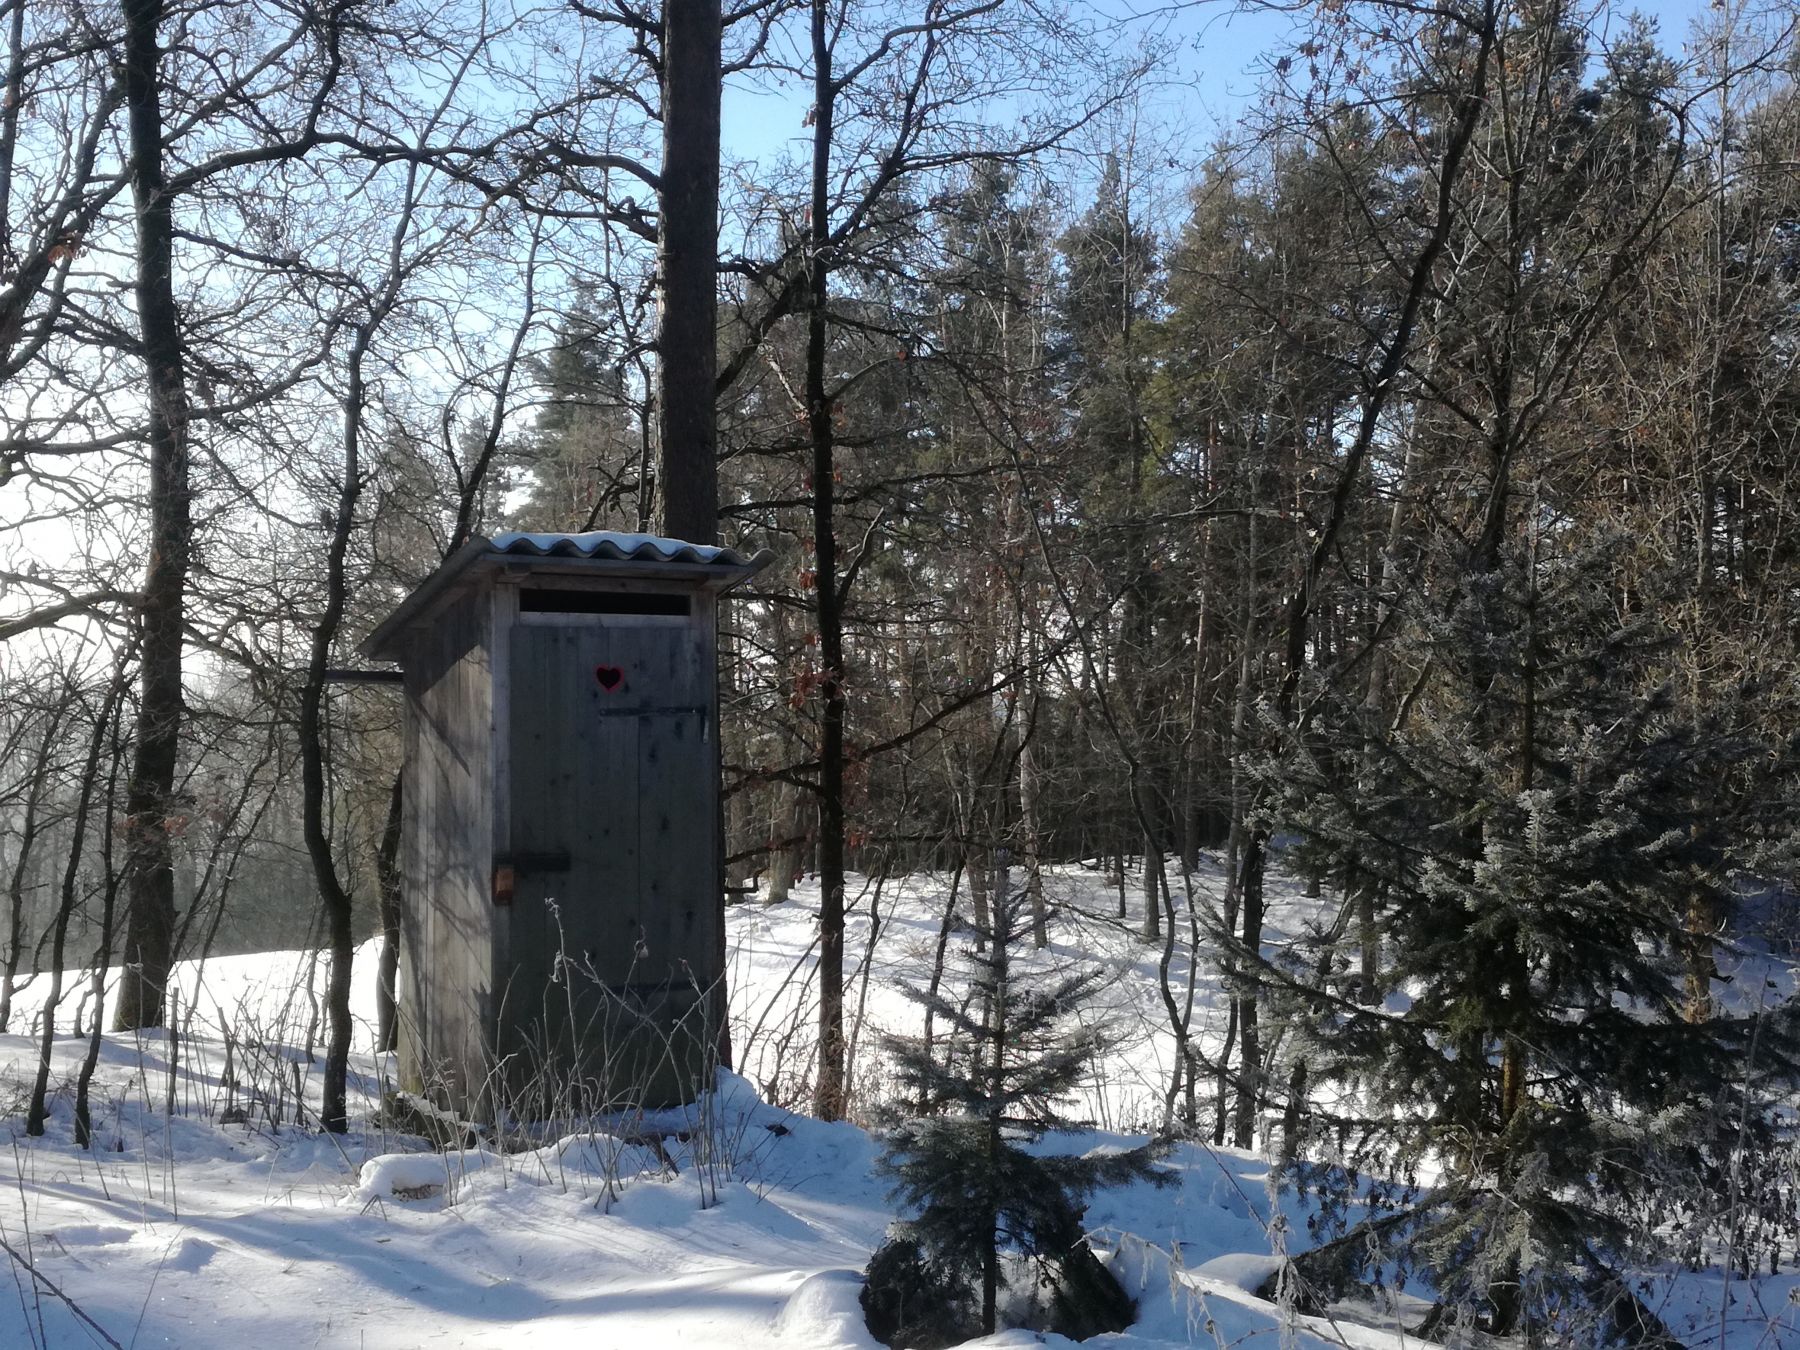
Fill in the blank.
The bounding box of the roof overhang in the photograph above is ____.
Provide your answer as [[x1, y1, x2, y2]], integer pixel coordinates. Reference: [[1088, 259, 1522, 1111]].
[[359, 532, 775, 665]]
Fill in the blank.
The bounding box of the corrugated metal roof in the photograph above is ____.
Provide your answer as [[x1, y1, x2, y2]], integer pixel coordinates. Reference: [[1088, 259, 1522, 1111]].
[[359, 531, 773, 663], [487, 530, 762, 567]]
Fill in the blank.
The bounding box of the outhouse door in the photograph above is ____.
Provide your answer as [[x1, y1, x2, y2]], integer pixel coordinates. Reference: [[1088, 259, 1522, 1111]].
[[499, 604, 717, 1105]]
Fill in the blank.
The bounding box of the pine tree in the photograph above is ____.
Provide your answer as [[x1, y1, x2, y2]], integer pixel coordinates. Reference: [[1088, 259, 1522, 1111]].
[[1263, 530, 1800, 1343], [863, 880, 1170, 1344], [511, 287, 637, 531], [1056, 155, 1174, 936]]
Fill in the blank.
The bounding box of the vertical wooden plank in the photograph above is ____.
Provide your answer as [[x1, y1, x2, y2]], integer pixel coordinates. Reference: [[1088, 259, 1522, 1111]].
[[637, 709, 713, 983], [398, 664, 428, 1093], [400, 585, 492, 1111], [481, 582, 513, 1117], [491, 610, 727, 1107], [501, 621, 647, 1108], [696, 591, 726, 1058], [637, 706, 715, 1100]]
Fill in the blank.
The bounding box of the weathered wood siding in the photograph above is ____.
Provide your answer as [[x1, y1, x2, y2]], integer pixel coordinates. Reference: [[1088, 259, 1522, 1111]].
[[496, 601, 720, 1107], [398, 587, 494, 1106]]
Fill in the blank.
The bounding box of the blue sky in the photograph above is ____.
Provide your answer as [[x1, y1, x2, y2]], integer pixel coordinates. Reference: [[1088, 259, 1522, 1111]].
[[1152, 0, 1723, 105], [720, 0, 1728, 179]]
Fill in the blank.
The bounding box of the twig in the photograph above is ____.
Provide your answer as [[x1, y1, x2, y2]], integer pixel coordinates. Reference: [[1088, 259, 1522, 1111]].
[[0, 1234, 123, 1348]]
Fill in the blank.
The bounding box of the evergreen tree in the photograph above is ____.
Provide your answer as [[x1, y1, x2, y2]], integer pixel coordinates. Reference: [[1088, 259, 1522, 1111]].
[[863, 881, 1170, 1343], [917, 164, 1055, 944], [511, 286, 637, 531], [1056, 156, 1174, 934], [1263, 530, 1800, 1343]]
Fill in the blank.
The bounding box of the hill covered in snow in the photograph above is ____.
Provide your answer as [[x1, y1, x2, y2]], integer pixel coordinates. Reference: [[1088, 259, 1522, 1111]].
[[0, 862, 1792, 1348]]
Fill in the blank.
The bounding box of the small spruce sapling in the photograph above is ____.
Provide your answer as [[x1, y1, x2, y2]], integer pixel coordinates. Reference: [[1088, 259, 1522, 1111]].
[[863, 878, 1170, 1345]]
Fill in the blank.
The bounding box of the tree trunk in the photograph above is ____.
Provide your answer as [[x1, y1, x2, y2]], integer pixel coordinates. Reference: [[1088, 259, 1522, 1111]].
[[1019, 699, 1046, 950], [1682, 889, 1720, 1022], [765, 603, 803, 907], [1222, 473, 1262, 1142], [1182, 499, 1220, 878], [76, 709, 128, 1146], [1140, 837, 1160, 941], [1232, 836, 1264, 1150], [300, 314, 381, 1134], [807, 0, 847, 1122], [920, 861, 967, 1063], [32, 675, 124, 1135], [966, 840, 991, 936], [1, 709, 61, 1032], [300, 638, 357, 1139], [1213, 994, 1238, 1147], [656, 0, 726, 1077], [374, 774, 403, 1054], [653, 0, 721, 546], [982, 928, 1008, 1337], [115, 0, 193, 1032], [1352, 426, 1430, 1002], [763, 787, 802, 905]]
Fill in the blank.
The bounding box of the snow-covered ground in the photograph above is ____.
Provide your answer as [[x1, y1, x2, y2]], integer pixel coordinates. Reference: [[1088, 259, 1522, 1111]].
[[0, 863, 1793, 1348]]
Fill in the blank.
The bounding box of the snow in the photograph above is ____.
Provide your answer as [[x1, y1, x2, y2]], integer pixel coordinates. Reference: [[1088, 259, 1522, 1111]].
[[356, 1149, 474, 1201], [0, 862, 1792, 1347], [1188, 1252, 1286, 1294], [771, 1270, 883, 1348]]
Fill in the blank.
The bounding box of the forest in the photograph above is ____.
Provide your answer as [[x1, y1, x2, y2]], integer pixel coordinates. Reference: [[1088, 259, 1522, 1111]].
[[3, 0, 1800, 1344]]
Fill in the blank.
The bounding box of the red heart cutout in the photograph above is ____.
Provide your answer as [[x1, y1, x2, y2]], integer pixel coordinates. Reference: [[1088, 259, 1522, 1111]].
[[594, 664, 625, 693]]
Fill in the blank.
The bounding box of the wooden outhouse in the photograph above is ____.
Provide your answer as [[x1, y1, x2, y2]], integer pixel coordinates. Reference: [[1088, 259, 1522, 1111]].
[[361, 531, 770, 1119]]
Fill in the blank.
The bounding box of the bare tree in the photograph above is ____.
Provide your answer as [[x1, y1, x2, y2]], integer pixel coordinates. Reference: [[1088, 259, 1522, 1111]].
[[110, 0, 205, 1031]]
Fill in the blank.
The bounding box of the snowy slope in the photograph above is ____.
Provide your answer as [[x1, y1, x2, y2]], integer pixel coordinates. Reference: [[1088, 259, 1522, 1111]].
[[0, 863, 1792, 1348]]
